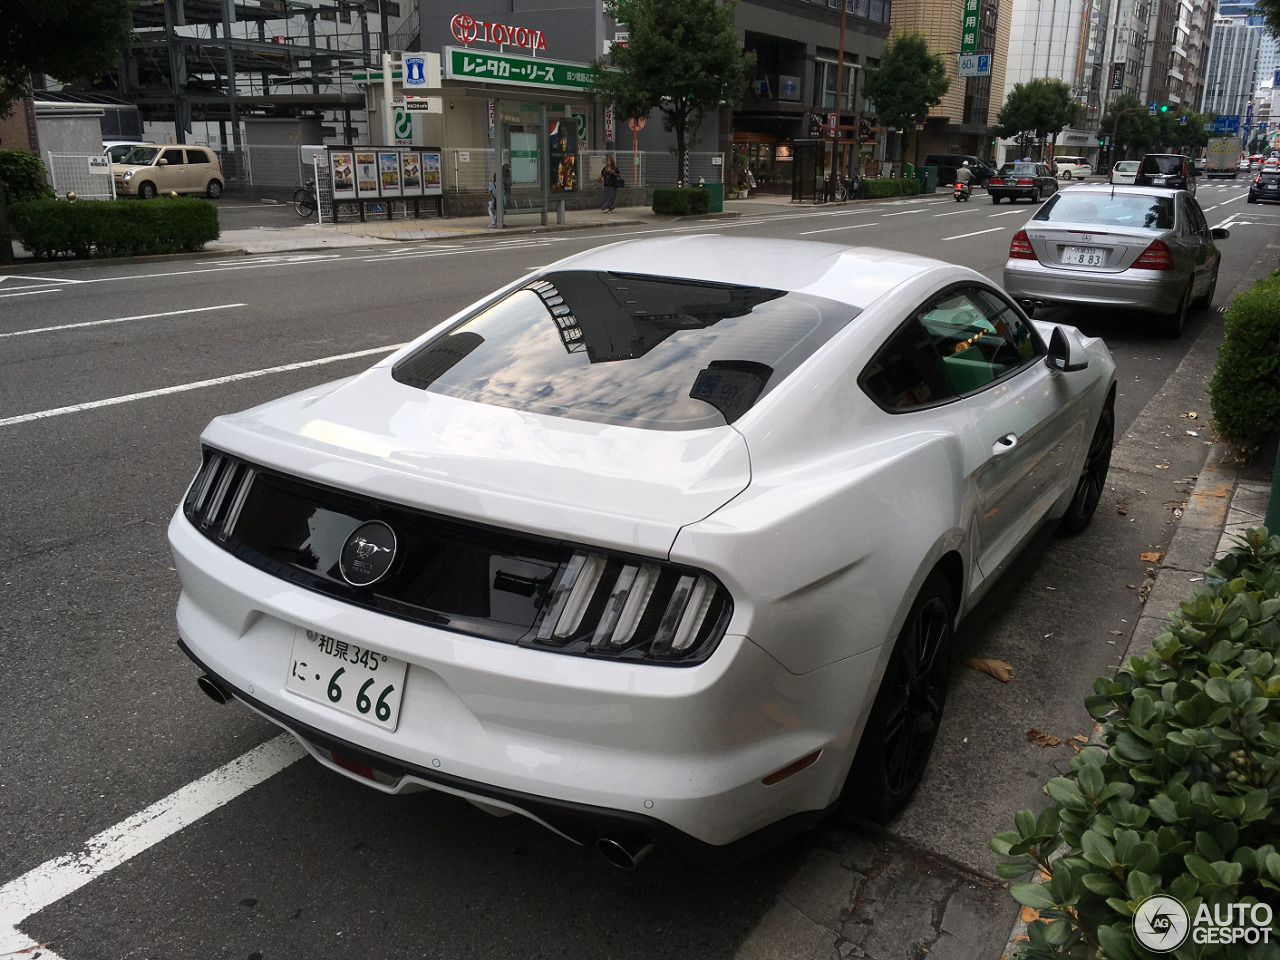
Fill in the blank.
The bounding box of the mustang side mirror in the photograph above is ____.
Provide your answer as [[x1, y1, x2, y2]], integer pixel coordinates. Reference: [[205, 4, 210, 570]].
[[1046, 326, 1089, 372]]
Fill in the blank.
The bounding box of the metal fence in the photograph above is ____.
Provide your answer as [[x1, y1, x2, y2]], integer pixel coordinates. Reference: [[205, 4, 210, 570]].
[[47, 154, 116, 200]]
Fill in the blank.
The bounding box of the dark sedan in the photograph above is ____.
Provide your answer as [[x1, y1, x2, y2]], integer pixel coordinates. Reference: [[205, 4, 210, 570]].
[[987, 162, 1059, 205], [1248, 168, 1280, 203]]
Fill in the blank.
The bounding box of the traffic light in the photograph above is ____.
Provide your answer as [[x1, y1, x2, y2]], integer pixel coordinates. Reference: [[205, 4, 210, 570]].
[[1160, 104, 1169, 113]]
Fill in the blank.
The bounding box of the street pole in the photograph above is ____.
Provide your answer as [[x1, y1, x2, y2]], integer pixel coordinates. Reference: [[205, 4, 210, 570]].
[[382, 51, 394, 145], [824, 0, 848, 202]]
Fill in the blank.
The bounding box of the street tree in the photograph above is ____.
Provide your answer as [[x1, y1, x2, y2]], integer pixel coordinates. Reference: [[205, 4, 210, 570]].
[[862, 33, 949, 167], [1101, 93, 1158, 159], [993, 77, 1076, 160], [591, 0, 754, 185], [0, 0, 135, 263], [0, 0, 135, 118]]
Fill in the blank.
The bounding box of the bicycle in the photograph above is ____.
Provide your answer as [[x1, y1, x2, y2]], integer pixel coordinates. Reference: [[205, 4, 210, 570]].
[[293, 181, 317, 218]]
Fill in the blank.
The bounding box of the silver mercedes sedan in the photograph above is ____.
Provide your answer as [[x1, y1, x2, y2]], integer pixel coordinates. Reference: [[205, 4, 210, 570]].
[[1002, 184, 1228, 338]]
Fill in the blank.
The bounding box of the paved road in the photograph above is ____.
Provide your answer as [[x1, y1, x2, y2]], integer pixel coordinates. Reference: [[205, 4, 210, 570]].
[[2, 179, 1276, 959]]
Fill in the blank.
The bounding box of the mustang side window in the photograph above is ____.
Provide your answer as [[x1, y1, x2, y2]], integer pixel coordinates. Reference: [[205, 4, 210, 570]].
[[919, 287, 1040, 394]]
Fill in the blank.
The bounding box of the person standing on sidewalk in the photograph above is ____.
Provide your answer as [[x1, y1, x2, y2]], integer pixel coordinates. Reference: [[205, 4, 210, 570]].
[[487, 173, 498, 227], [595, 157, 621, 213]]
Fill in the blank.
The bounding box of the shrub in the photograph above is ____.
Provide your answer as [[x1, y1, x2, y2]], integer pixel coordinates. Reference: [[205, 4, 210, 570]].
[[651, 187, 710, 216], [1210, 273, 1280, 446], [862, 177, 921, 199], [10, 197, 220, 258], [0, 149, 54, 203], [992, 528, 1280, 959]]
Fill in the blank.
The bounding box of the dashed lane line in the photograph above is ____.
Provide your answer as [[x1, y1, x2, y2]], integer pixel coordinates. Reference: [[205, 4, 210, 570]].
[[797, 222, 879, 236], [0, 304, 247, 339], [0, 343, 405, 428], [942, 226, 1009, 241]]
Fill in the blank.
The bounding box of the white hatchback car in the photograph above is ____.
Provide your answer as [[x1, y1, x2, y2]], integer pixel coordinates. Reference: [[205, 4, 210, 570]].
[[170, 237, 1116, 866]]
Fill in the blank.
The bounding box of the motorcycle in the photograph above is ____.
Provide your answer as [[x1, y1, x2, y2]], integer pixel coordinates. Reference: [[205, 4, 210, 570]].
[[953, 179, 972, 202]]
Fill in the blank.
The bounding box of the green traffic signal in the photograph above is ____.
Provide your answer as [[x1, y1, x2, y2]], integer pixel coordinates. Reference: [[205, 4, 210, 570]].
[[1160, 104, 1168, 113]]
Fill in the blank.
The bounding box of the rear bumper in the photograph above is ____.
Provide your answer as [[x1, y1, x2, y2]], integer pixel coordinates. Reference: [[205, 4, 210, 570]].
[[1003, 260, 1185, 315], [178, 638, 833, 866]]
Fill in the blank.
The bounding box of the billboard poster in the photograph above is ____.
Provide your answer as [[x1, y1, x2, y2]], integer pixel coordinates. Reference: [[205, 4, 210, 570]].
[[330, 152, 356, 199], [379, 151, 402, 197], [355, 152, 379, 196], [549, 118, 578, 191], [400, 152, 423, 196], [422, 151, 443, 196]]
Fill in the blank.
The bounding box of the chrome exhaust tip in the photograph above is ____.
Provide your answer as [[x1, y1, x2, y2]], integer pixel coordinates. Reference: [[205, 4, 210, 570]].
[[197, 674, 233, 705], [596, 834, 655, 871]]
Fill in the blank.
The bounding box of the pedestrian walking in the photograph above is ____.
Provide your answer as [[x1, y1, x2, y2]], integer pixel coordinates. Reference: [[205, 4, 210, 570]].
[[595, 157, 622, 212], [487, 173, 498, 227]]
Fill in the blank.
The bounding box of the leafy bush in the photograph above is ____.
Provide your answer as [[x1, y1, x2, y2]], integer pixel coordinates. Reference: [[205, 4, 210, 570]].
[[862, 177, 921, 199], [10, 197, 220, 258], [0, 149, 54, 203], [992, 528, 1280, 959], [652, 187, 710, 216], [1210, 274, 1280, 446]]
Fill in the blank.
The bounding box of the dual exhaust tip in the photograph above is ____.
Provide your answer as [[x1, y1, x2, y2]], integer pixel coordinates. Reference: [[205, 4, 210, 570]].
[[196, 675, 657, 869]]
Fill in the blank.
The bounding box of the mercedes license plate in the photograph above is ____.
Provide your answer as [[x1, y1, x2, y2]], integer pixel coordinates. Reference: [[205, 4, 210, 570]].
[[286, 628, 408, 731], [1061, 246, 1105, 266]]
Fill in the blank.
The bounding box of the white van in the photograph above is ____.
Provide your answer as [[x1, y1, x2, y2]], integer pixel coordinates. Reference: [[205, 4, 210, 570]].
[[1053, 156, 1092, 179]]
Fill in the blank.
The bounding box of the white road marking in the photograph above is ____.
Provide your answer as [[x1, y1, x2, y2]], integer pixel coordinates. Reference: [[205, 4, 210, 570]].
[[798, 222, 879, 235], [881, 209, 923, 217], [0, 275, 84, 286], [0, 735, 305, 949], [0, 304, 247, 339], [988, 209, 1026, 217], [942, 226, 1009, 241], [0, 288, 63, 299], [933, 208, 971, 217], [0, 343, 406, 428]]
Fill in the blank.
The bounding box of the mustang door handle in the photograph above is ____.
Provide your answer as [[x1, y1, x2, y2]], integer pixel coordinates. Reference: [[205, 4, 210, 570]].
[[992, 434, 1018, 455]]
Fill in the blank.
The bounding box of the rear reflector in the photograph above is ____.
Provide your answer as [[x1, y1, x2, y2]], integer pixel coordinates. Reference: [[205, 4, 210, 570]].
[[1132, 239, 1174, 270], [762, 751, 822, 785], [1009, 230, 1036, 260], [331, 752, 376, 780]]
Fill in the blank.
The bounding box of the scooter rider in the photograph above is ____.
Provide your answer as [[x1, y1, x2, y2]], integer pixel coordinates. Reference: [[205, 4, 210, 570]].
[[954, 160, 973, 199]]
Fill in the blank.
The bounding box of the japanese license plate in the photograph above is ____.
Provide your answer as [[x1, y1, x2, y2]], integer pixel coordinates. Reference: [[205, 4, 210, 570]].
[[1061, 246, 1105, 266], [285, 628, 408, 731]]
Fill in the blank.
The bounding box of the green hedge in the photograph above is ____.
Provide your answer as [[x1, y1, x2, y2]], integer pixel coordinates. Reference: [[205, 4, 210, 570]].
[[0, 149, 54, 203], [992, 528, 1280, 959], [10, 197, 220, 259], [862, 177, 921, 199], [652, 187, 710, 216], [1210, 272, 1280, 446]]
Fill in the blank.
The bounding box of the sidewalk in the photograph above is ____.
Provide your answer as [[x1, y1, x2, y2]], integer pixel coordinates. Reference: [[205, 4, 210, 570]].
[[204, 194, 803, 255]]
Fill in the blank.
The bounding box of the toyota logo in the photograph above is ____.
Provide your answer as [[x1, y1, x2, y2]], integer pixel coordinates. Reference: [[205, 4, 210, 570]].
[[451, 13, 478, 44]]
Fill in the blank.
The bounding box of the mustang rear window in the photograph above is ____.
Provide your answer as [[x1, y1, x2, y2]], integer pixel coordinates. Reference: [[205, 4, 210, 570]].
[[393, 270, 857, 430]]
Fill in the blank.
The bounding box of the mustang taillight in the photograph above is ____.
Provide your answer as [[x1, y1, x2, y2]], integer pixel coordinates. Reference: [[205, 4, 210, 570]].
[[1132, 239, 1174, 270], [1009, 230, 1036, 260], [535, 550, 730, 661], [185, 451, 256, 541]]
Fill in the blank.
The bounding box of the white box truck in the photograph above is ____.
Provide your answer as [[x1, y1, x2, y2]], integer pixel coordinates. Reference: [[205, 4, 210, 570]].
[[1206, 137, 1242, 178]]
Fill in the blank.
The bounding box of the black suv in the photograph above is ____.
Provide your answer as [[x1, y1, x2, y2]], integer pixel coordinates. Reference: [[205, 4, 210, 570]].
[[1248, 167, 1280, 203], [924, 153, 997, 186], [1134, 154, 1196, 195]]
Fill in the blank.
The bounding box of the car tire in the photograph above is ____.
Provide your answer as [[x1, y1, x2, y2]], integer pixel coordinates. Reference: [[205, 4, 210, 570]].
[[845, 570, 953, 821], [1058, 400, 1114, 536], [138, 182, 157, 200], [1164, 283, 1191, 339], [206, 179, 224, 199], [991, 195, 1000, 205], [1031, 187, 1040, 203], [1248, 194, 1258, 203], [1193, 267, 1218, 311], [1061, 170, 1072, 180]]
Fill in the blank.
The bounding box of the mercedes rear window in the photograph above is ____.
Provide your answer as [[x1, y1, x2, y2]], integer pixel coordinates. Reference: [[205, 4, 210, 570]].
[[392, 270, 858, 430], [1033, 192, 1174, 230]]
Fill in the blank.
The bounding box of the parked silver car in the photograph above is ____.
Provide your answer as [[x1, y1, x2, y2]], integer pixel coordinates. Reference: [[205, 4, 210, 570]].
[[1002, 184, 1228, 338]]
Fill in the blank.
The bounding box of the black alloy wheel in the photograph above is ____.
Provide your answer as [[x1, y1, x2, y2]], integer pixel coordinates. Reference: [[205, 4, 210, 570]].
[[846, 571, 954, 820], [1058, 401, 1115, 535]]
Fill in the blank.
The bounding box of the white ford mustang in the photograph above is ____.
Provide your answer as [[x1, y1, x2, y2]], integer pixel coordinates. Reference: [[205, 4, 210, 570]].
[[169, 236, 1116, 867]]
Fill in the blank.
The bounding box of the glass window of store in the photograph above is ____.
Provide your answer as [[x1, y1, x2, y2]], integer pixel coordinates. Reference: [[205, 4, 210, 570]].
[[814, 56, 865, 111]]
